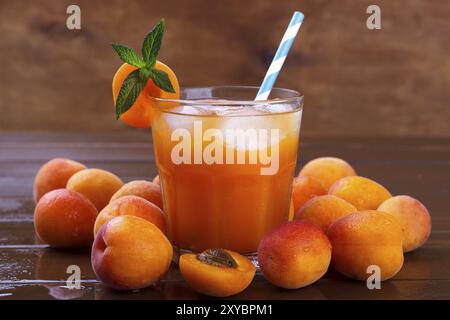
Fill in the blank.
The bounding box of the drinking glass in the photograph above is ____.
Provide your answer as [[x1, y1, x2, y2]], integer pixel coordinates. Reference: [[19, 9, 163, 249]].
[[150, 86, 303, 254]]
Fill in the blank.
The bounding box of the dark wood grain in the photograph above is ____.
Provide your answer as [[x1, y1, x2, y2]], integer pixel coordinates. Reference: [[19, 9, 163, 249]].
[[1, 0, 450, 137], [2, 279, 450, 300], [0, 230, 448, 282], [0, 132, 449, 299]]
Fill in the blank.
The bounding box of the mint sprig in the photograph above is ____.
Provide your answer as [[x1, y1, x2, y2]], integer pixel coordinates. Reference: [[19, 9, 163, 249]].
[[112, 18, 175, 120]]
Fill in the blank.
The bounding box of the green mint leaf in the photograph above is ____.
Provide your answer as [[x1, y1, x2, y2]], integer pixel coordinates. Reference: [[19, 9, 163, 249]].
[[142, 19, 164, 65], [111, 44, 145, 68], [115, 69, 146, 119], [149, 68, 175, 93], [139, 66, 152, 81]]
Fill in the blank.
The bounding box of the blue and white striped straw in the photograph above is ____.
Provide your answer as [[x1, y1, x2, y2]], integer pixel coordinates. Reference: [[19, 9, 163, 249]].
[[255, 11, 304, 101]]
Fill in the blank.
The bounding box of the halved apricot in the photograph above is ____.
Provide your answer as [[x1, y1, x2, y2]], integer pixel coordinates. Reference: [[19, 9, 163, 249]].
[[179, 249, 256, 297], [112, 62, 180, 128]]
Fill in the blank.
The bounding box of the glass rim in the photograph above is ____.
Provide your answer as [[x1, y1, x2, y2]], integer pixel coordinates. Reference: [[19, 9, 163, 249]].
[[149, 85, 303, 106]]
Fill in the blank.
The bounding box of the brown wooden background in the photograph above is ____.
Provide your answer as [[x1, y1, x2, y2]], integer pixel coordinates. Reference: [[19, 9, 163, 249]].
[[0, 0, 449, 137]]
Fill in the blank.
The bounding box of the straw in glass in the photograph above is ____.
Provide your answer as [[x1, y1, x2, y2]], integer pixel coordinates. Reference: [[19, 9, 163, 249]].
[[255, 11, 304, 101]]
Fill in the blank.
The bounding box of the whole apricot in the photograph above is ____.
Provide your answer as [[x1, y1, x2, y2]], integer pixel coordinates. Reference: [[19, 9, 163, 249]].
[[328, 210, 404, 281], [34, 189, 98, 248], [94, 195, 166, 236], [33, 158, 86, 202], [66, 169, 123, 211], [299, 157, 356, 191], [110, 180, 163, 210], [295, 195, 357, 232], [179, 249, 255, 297], [378, 195, 431, 252], [91, 215, 173, 290], [112, 62, 180, 128], [152, 175, 160, 186], [258, 221, 331, 289], [329, 176, 392, 210], [292, 176, 327, 213]]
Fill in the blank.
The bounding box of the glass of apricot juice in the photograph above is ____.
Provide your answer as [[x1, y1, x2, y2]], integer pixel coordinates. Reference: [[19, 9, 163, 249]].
[[151, 86, 303, 254]]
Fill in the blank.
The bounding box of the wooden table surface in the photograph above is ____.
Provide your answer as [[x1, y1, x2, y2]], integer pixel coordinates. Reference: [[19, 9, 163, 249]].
[[0, 132, 449, 300]]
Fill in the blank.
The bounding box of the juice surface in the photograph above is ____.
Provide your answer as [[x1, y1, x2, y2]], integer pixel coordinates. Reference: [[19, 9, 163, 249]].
[[152, 106, 301, 253]]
